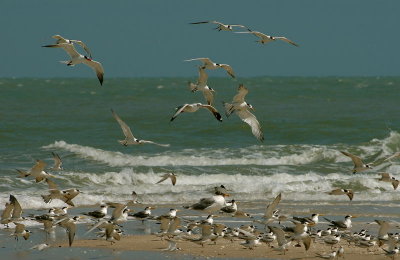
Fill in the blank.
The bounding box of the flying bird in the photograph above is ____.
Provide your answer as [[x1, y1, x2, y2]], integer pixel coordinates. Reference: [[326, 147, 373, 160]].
[[235, 29, 299, 46], [51, 34, 93, 58], [223, 84, 264, 141], [326, 188, 354, 201], [156, 173, 177, 186], [340, 151, 373, 173], [190, 20, 248, 31], [51, 152, 63, 171], [377, 172, 399, 190], [111, 109, 170, 147], [43, 39, 104, 85], [16, 159, 54, 183], [188, 67, 215, 105], [170, 103, 222, 122], [185, 58, 235, 78]]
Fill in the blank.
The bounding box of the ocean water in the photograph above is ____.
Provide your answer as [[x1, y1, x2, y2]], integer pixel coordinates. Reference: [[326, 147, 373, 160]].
[[1, 77, 400, 213]]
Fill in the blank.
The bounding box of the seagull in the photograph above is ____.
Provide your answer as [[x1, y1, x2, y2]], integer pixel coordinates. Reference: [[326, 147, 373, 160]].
[[340, 151, 373, 173], [188, 67, 215, 105], [184, 191, 229, 213], [190, 20, 248, 31], [377, 173, 399, 190], [170, 103, 222, 122], [51, 152, 63, 171], [185, 58, 235, 78], [326, 188, 354, 201], [51, 34, 93, 58], [223, 84, 264, 141], [324, 215, 355, 230], [43, 40, 104, 85], [16, 159, 54, 183], [156, 173, 177, 186], [235, 29, 299, 46], [111, 109, 169, 147], [11, 223, 31, 241]]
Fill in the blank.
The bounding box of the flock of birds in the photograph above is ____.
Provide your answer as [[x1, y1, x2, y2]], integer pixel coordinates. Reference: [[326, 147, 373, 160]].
[[2, 20, 400, 259]]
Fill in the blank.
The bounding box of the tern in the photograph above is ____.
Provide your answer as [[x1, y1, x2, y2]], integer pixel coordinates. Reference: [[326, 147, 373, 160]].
[[170, 103, 222, 122], [293, 213, 322, 226], [190, 20, 248, 31], [83, 204, 108, 219], [42, 187, 80, 207], [340, 151, 373, 173], [51, 152, 63, 171], [1, 195, 23, 227], [16, 159, 54, 183], [107, 203, 130, 224], [185, 58, 235, 78], [235, 29, 299, 46], [223, 84, 264, 141], [111, 109, 169, 147], [269, 226, 292, 255], [324, 215, 355, 230], [57, 216, 79, 247], [51, 34, 92, 58], [220, 199, 237, 214], [30, 243, 50, 251], [43, 40, 104, 85], [327, 188, 354, 201], [377, 173, 399, 190], [12, 223, 31, 241], [156, 173, 177, 186], [184, 191, 229, 213], [188, 67, 215, 105], [129, 206, 153, 222], [383, 247, 399, 260], [316, 251, 337, 259]]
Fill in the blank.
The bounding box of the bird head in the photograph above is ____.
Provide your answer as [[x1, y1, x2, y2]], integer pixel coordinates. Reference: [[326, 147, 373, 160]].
[[246, 102, 255, 111], [84, 55, 92, 61]]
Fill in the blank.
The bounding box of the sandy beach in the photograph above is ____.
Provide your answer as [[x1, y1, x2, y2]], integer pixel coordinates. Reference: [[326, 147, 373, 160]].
[[55, 234, 392, 259]]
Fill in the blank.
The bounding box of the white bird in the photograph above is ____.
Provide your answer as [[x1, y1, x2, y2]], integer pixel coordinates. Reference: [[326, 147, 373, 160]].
[[156, 173, 177, 186], [324, 215, 354, 230], [16, 159, 54, 183], [340, 151, 373, 173], [188, 67, 215, 105], [51, 152, 63, 171], [235, 29, 299, 47], [184, 192, 229, 213], [316, 251, 337, 259], [190, 20, 248, 31], [111, 109, 169, 147], [170, 103, 222, 122], [51, 34, 92, 58], [42, 187, 80, 207], [30, 243, 50, 251], [223, 84, 264, 141], [185, 58, 235, 78], [43, 41, 104, 85]]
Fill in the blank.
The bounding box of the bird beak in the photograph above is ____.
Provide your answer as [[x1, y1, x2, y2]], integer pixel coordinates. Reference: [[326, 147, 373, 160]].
[[319, 214, 325, 216], [223, 193, 230, 197]]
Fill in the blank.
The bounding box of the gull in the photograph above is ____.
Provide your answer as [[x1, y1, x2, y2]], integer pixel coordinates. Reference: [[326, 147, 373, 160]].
[[51, 34, 92, 58], [111, 109, 169, 147], [184, 191, 229, 213], [57, 216, 79, 247], [190, 20, 248, 31], [42, 41, 104, 85], [324, 215, 354, 230], [326, 188, 354, 201], [16, 159, 54, 183], [235, 29, 299, 47], [340, 151, 373, 173], [223, 84, 264, 141], [188, 67, 215, 105], [185, 58, 235, 78], [51, 152, 63, 171], [377, 173, 399, 190], [83, 204, 108, 219], [156, 173, 177, 186], [12, 223, 31, 241], [170, 103, 222, 122]]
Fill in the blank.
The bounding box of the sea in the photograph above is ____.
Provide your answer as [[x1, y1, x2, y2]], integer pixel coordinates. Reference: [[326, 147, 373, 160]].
[[1, 77, 400, 258]]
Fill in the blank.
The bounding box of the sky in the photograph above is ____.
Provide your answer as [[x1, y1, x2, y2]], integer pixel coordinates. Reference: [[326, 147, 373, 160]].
[[1, 0, 400, 78]]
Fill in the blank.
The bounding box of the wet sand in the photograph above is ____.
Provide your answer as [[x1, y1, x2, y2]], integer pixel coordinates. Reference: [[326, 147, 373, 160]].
[[56, 234, 391, 259]]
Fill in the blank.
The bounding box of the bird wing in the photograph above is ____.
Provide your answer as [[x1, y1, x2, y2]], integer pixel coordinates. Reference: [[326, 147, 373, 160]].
[[52, 152, 62, 169], [46, 178, 58, 190], [197, 67, 208, 86], [380, 172, 391, 180], [235, 30, 266, 39], [302, 235, 312, 251], [293, 222, 306, 235], [43, 43, 81, 59], [139, 140, 170, 147], [52, 35, 68, 44], [159, 216, 170, 232], [235, 109, 264, 141], [31, 160, 47, 176], [70, 40, 92, 58], [184, 57, 212, 66], [167, 217, 181, 233], [1, 202, 14, 221], [375, 220, 390, 238], [14, 222, 25, 233], [200, 224, 213, 237], [200, 104, 223, 122], [219, 64, 235, 78], [392, 179, 399, 190], [16, 169, 30, 178], [81, 59, 104, 85], [156, 174, 170, 184], [232, 84, 248, 103], [65, 221, 76, 246], [202, 87, 215, 106], [275, 37, 299, 47], [10, 195, 22, 219], [191, 197, 215, 210], [170, 104, 189, 121], [327, 188, 343, 195], [340, 151, 364, 168], [171, 174, 177, 185], [264, 193, 282, 218], [190, 21, 213, 25], [111, 109, 135, 140], [384, 151, 400, 161], [269, 226, 287, 246]]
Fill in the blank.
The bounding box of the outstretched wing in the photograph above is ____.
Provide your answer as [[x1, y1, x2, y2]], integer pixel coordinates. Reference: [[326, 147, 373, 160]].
[[111, 109, 135, 140], [81, 59, 104, 85], [236, 109, 264, 141], [170, 104, 188, 122], [275, 37, 299, 47], [70, 40, 92, 58], [340, 151, 364, 168], [42, 43, 81, 59], [200, 104, 223, 122], [233, 84, 248, 103], [219, 64, 235, 78], [156, 174, 170, 184], [264, 193, 281, 218]]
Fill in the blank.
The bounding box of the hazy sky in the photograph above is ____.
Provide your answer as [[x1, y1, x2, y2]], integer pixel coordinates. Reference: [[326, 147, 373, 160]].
[[2, 1, 400, 77]]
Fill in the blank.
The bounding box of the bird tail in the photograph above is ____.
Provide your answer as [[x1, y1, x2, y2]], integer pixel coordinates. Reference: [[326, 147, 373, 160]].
[[323, 217, 333, 223], [41, 195, 52, 204], [222, 102, 234, 117], [59, 60, 73, 66]]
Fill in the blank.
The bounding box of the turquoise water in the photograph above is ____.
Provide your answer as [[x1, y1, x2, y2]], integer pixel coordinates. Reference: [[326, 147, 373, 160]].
[[1, 77, 400, 209]]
